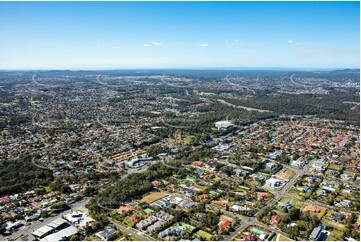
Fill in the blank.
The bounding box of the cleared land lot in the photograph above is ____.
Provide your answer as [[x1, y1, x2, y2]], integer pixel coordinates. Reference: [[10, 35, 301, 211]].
[[139, 192, 168, 204], [274, 168, 295, 181]]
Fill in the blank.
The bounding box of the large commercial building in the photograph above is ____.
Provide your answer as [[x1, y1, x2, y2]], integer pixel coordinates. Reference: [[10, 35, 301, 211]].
[[215, 121, 233, 131]]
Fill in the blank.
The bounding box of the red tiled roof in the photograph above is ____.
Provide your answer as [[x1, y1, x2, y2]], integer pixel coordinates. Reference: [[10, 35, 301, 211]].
[[218, 218, 231, 230], [303, 205, 321, 213], [271, 215, 281, 224], [204, 174, 216, 180]]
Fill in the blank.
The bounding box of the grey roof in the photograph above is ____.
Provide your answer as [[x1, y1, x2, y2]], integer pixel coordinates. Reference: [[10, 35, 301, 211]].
[[32, 225, 54, 238], [309, 226, 322, 240], [40, 225, 79, 241], [48, 218, 67, 229]]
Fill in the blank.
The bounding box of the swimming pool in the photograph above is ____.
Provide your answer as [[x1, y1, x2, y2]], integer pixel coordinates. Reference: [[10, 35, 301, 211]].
[[251, 227, 264, 235]]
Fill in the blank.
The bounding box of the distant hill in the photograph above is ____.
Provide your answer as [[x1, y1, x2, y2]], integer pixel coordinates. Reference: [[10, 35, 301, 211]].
[[331, 68, 360, 73]]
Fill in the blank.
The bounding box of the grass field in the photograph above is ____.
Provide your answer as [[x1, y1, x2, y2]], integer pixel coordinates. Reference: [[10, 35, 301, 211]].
[[326, 229, 344, 241], [121, 216, 136, 227], [36, 186, 51, 193], [180, 222, 196, 232], [196, 230, 213, 240], [177, 135, 196, 145], [139, 192, 168, 204], [286, 187, 303, 200], [279, 198, 304, 208], [322, 219, 346, 230]]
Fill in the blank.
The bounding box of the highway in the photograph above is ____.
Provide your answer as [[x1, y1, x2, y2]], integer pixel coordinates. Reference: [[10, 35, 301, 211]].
[[289, 74, 307, 87]]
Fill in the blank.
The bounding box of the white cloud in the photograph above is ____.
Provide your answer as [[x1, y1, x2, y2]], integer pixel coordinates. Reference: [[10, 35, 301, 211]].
[[143, 42, 162, 47], [287, 39, 313, 52], [111, 46, 120, 49], [198, 43, 209, 47], [151, 42, 161, 46]]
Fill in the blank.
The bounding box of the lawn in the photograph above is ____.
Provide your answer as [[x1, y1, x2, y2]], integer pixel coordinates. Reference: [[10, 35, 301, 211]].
[[279, 198, 304, 208], [194, 184, 207, 191], [179, 135, 196, 145], [180, 222, 196, 233], [286, 187, 303, 200], [196, 230, 213, 240], [144, 208, 156, 215], [327, 164, 343, 171], [121, 216, 136, 227], [322, 216, 346, 231], [139, 192, 168, 204], [326, 229, 344, 241], [36, 186, 51, 193]]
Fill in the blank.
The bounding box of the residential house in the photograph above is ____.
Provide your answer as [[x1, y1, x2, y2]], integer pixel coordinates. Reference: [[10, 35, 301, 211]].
[[309, 225, 326, 241], [271, 215, 281, 225], [218, 217, 231, 230], [204, 174, 216, 180], [303, 205, 321, 213], [265, 177, 282, 187]]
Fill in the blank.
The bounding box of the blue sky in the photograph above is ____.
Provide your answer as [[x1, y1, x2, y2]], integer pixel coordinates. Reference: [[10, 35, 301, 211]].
[[0, 1, 359, 69]]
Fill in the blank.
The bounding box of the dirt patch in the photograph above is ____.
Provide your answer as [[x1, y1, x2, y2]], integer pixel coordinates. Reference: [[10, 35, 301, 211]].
[[139, 192, 168, 204]]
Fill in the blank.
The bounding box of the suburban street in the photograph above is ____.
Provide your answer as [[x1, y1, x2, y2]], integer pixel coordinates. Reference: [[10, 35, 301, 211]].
[[110, 219, 152, 241], [224, 163, 313, 241]]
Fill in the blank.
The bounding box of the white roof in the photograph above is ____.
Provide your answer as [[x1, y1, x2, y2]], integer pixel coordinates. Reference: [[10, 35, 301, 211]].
[[215, 121, 233, 127], [266, 177, 282, 183], [6, 221, 22, 230], [48, 218, 67, 229], [32, 225, 54, 237], [40, 225, 79, 241]]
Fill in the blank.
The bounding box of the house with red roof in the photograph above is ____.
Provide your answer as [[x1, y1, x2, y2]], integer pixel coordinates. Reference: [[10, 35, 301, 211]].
[[212, 200, 227, 207], [131, 214, 142, 222], [257, 192, 269, 201], [218, 217, 231, 230], [204, 174, 216, 180], [192, 161, 203, 166], [198, 194, 209, 201], [303, 205, 321, 213], [271, 215, 281, 225], [0, 196, 11, 204], [118, 205, 134, 214], [168, 184, 176, 191]]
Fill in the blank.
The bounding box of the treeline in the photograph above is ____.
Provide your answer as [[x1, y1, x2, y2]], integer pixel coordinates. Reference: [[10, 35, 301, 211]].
[[0, 113, 31, 129], [97, 163, 175, 208], [225, 93, 360, 123], [0, 155, 53, 196]]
